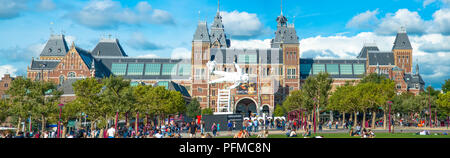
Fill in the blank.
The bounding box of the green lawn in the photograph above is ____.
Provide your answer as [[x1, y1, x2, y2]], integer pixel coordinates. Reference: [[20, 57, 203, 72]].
[[219, 132, 450, 138]]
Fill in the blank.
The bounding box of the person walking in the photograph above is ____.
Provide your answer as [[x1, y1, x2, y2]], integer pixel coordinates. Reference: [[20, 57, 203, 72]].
[[212, 123, 217, 137], [228, 121, 233, 135]]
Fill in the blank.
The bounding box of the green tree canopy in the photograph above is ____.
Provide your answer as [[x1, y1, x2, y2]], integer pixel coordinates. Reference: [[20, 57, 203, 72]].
[[186, 98, 201, 118]]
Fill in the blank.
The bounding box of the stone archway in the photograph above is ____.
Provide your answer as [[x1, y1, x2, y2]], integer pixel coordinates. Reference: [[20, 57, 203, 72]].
[[235, 98, 257, 117]]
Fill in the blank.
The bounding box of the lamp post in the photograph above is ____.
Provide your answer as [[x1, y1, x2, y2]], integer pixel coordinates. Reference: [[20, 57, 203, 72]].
[[259, 106, 266, 138], [387, 101, 392, 133], [57, 104, 64, 138]]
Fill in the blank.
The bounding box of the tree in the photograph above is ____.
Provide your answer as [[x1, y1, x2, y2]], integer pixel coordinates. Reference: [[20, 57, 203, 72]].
[[329, 86, 350, 123], [302, 72, 333, 132], [442, 79, 450, 93], [201, 108, 213, 115], [6, 77, 33, 133], [28, 81, 62, 132], [282, 90, 307, 112], [102, 76, 133, 129], [72, 78, 104, 130], [186, 98, 201, 118], [273, 104, 286, 117], [0, 99, 10, 124], [436, 92, 450, 129]]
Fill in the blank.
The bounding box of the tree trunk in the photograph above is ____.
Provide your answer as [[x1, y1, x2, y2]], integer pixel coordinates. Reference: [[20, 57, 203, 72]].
[[362, 111, 366, 128], [62, 124, 66, 138], [135, 112, 139, 135], [342, 112, 345, 124], [99, 129, 104, 138], [90, 121, 95, 131], [41, 114, 45, 132], [383, 110, 387, 130], [371, 111, 376, 129], [354, 112, 358, 127]]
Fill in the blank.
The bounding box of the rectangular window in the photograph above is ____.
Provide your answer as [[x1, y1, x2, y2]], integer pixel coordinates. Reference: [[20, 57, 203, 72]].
[[127, 64, 144, 76], [326, 64, 339, 75], [353, 64, 365, 75], [162, 64, 177, 76], [111, 63, 127, 76], [300, 64, 312, 75], [287, 68, 296, 79], [145, 64, 161, 76], [178, 64, 191, 76], [238, 54, 257, 64], [313, 64, 325, 75], [340, 64, 353, 75]]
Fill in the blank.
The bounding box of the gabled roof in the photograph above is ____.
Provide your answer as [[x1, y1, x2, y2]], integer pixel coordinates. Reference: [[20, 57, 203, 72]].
[[357, 44, 379, 59], [40, 34, 69, 57], [91, 38, 127, 57], [30, 59, 60, 70], [392, 32, 412, 50], [368, 51, 395, 65], [193, 21, 211, 42], [404, 74, 425, 89]]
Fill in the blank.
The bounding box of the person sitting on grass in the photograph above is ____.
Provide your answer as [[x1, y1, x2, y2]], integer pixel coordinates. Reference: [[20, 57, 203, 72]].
[[302, 128, 311, 138], [234, 130, 244, 138], [349, 128, 359, 137], [289, 130, 297, 137], [286, 127, 292, 137], [368, 130, 375, 138], [361, 128, 368, 138]]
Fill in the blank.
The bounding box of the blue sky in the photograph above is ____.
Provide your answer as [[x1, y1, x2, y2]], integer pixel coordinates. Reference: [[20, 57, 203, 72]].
[[0, 0, 449, 89]]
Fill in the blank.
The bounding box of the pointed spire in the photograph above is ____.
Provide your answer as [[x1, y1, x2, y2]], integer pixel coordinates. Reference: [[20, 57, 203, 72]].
[[281, 0, 283, 15], [217, 0, 220, 13], [416, 59, 420, 75]]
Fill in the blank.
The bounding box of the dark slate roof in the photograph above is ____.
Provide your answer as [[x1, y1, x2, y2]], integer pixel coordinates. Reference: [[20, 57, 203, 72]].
[[193, 21, 211, 42], [392, 32, 412, 50], [210, 12, 229, 48], [91, 38, 127, 57], [93, 57, 191, 80], [76, 47, 94, 69], [271, 14, 299, 48], [210, 48, 283, 64], [300, 58, 366, 79], [154, 81, 191, 98], [30, 59, 60, 70], [357, 44, 379, 59], [40, 34, 69, 57], [405, 74, 425, 90], [367, 51, 395, 65]]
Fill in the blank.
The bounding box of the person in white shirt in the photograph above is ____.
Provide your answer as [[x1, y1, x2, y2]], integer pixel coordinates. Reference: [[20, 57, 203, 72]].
[[154, 130, 163, 138], [107, 126, 116, 138]]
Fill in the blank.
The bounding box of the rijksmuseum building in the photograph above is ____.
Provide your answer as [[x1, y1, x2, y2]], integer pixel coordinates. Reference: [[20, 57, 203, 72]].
[[26, 5, 425, 117]]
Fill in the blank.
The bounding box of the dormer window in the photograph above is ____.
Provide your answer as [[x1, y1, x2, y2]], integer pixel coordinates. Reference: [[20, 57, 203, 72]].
[[58, 48, 61, 53], [48, 48, 52, 52]]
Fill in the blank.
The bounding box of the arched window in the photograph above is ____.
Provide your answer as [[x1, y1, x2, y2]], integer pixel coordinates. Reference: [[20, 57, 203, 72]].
[[4, 83, 8, 88], [68, 72, 76, 78]]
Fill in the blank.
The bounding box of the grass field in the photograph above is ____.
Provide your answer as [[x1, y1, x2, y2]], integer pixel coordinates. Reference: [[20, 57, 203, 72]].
[[218, 132, 450, 138]]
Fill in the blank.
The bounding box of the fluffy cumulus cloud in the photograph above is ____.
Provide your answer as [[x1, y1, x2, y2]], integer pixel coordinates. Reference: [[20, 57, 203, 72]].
[[221, 11, 267, 39], [0, 65, 18, 77], [0, 43, 44, 77], [137, 54, 159, 58], [229, 39, 271, 49], [348, 8, 450, 35], [0, 0, 28, 19], [375, 9, 428, 35], [171, 48, 191, 59], [127, 32, 162, 51], [346, 9, 380, 29], [69, 0, 175, 29]]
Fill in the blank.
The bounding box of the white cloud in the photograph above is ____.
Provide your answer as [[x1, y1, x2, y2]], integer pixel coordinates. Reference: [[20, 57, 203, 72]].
[[423, 0, 437, 7], [221, 11, 266, 39], [171, 48, 191, 59], [430, 9, 450, 35], [346, 9, 379, 29], [0, 65, 17, 77], [375, 9, 428, 35], [0, 0, 28, 19], [69, 0, 175, 29]]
